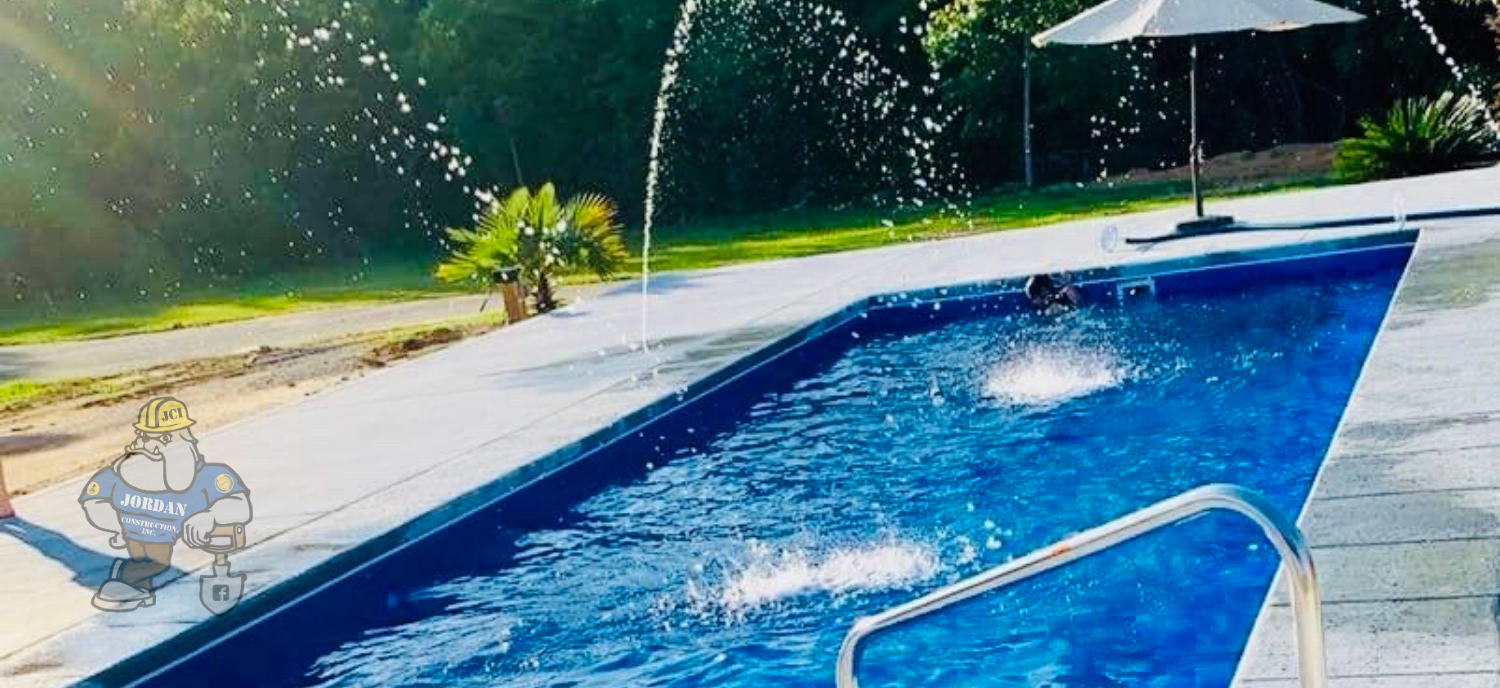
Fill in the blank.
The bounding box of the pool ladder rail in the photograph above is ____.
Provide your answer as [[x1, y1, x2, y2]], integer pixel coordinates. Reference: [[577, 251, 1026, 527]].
[[835, 484, 1327, 688]]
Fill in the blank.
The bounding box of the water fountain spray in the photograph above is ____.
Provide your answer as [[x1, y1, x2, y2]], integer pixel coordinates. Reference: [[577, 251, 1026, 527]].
[[1397, 0, 1500, 141], [636, 0, 971, 341], [642, 0, 704, 352]]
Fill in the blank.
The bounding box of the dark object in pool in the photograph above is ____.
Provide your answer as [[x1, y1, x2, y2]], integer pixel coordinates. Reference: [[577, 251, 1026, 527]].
[[1025, 273, 1082, 314]]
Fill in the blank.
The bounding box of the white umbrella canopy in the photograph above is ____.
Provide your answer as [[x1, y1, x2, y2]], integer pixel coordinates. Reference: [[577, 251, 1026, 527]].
[[1033, 0, 1364, 46], [1032, 0, 1364, 230]]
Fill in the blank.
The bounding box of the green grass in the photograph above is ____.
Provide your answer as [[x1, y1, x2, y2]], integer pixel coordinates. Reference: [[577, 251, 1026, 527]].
[[2, 175, 1334, 345], [0, 311, 510, 414], [0, 256, 467, 345], [635, 176, 1335, 273], [0, 377, 133, 415]]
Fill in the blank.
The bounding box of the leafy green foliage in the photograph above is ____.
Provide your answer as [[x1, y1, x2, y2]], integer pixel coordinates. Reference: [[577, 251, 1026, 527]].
[[3, 0, 1499, 310], [436, 184, 627, 312], [1334, 91, 1497, 181], [923, 0, 1118, 183], [923, 0, 1500, 184]]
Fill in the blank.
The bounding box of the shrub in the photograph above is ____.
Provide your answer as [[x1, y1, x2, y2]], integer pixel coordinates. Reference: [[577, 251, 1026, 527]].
[[1334, 91, 1497, 182], [436, 183, 628, 313]]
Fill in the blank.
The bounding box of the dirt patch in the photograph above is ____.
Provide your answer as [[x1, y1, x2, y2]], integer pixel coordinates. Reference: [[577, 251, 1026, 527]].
[[1110, 142, 1337, 187], [5, 658, 64, 676], [360, 326, 467, 367], [0, 434, 73, 456], [0, 318, 502, 496]]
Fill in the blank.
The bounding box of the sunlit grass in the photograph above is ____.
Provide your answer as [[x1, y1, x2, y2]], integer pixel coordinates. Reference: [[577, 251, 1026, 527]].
[[0, 312, 509, 413], [0, 377, 132, 415], [634, 176, 1335, 273], [2, 299, 378, 346], [0, 256, 467, 345], [1, 175, 1333, 345]]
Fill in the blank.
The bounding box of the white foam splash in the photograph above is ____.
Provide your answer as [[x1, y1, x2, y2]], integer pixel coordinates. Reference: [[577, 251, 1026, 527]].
[[717, 541, 939, 611], [984, 345, 1128, 407]]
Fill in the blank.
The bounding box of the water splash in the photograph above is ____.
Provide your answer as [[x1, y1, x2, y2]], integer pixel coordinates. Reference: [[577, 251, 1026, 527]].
[[641, 0, 703, 351], [1397, 0, 1500, 140], [281, 15, 495, 225], [984, 344, 1131, 407], [1091, 40, 1172, 182], [637, 0, 970, 347], [2, 0, 496, 305], [704, 540, 939, 614]]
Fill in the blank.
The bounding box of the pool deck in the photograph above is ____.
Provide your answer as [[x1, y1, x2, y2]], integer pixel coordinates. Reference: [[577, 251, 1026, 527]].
[[1232, 210, 1500, 688], [3, 167, 1499, 687]]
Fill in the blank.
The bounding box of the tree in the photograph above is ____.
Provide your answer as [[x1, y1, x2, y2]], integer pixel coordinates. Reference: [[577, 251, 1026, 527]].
[[5, 0, 1498, 311], [1446, 0, 1500, 107], [435, 183, 628, 313], [923, 0, 1499, 187], [924, 0, 1122, 185]]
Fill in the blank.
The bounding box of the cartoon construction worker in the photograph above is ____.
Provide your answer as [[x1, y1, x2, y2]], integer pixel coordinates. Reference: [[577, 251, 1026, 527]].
[[78, 397, 252, 612]]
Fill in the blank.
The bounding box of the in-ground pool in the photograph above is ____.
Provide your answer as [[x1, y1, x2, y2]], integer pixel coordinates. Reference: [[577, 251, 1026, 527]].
[[120, 237, 1410, 688]]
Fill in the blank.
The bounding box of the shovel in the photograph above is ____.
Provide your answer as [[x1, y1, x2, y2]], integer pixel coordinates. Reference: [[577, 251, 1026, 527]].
[[198, 524, 247, 616]]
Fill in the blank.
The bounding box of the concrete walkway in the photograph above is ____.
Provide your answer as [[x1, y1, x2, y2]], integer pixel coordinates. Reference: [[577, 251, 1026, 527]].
[[1232, 220, 1500, 688], [2, 167, 1498, 688]]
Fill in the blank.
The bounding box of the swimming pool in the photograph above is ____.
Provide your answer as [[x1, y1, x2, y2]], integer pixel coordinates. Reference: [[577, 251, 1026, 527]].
[[114, 236, 1410, 688]]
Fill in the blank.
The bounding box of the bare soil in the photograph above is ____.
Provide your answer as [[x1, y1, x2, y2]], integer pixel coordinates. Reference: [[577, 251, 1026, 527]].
[[0, 320, 501, 497], [1111, 142, 1338, 187]]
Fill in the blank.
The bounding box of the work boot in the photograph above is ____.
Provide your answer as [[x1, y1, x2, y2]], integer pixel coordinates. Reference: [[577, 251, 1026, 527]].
[[91, 580, 156, 612], [108, 559, 125, 581]]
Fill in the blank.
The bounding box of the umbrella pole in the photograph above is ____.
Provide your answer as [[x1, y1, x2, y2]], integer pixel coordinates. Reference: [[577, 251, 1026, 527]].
[[1190, 39, 1204, 219], [1023, 39, 1034, 188], [1177, 40, 1231, 234]]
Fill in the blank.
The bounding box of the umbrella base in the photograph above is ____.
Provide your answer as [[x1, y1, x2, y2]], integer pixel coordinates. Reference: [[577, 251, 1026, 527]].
[[1176, 215, 1236, 235]]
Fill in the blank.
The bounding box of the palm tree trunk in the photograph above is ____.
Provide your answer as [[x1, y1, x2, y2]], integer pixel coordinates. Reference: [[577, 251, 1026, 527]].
[[0, 460, 14, 519], [533, 272, 557, 313]]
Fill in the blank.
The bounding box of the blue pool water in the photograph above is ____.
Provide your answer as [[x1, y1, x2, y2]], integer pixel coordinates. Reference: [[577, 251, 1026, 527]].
[[130, 243, 1407, 688]]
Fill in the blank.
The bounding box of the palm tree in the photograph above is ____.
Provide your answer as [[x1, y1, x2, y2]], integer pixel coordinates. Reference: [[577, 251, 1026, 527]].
[[0, 459, 13, 519], [436, 183, 629, 313]]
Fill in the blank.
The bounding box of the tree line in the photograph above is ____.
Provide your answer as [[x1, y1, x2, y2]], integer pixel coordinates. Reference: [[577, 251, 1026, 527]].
[[1, 0, 1495, 305]]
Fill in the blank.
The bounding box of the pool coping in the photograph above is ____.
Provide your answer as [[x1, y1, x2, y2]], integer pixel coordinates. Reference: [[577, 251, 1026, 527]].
[[1224, 227, 1428, 688], [1229, 221, 1500, 687], [95, 230, 1419, 687]]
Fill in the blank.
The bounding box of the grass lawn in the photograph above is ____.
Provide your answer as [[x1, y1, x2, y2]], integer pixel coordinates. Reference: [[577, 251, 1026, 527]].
[[0, 257, 467, 345], [0, 377, 135, 416], [638, 176, 1333, 273], [1, 175, 1332, 345], [0, 310, 509, 415]]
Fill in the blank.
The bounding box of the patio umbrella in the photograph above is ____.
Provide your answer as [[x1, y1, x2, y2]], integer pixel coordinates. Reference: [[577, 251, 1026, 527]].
[[1033, 0, 1364, 231]]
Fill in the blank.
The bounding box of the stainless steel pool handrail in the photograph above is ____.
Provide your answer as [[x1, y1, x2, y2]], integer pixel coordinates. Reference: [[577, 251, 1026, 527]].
[[835, 484, 1327, 688]]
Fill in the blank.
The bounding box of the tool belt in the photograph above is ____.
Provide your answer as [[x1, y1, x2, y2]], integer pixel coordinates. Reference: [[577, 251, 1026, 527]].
[[200, 524, 247, 555]]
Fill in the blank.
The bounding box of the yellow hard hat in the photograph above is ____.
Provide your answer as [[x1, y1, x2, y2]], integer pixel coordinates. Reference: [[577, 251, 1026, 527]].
[[134, 397, 196, 433]]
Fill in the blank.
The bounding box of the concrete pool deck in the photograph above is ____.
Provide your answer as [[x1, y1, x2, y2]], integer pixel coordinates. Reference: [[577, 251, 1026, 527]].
[[1233, 215, 1500, 688], [3, 167, 1499, 687]]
